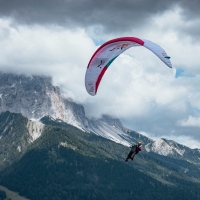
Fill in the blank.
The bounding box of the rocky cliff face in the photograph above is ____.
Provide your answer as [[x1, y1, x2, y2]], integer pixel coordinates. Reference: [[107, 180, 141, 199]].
[[0, 72, 86, 130], [0, 72, 55, 119], [0, 111, 45, 168], [26, 120, 44, 142]]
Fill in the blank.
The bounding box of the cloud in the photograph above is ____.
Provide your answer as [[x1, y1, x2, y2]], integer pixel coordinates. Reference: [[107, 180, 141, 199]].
[[0, 0, 171, 30], [178, 116, 200, 127], [0, 18, 93, 78], [0, 0, 199, 36], [0, 18, 97, 102], [0, 0, 200, 39], [0, 1, 200, 148], [173, 135, 200, 149]]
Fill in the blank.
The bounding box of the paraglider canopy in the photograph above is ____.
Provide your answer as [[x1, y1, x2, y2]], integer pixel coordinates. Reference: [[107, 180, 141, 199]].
[[85, 37, 172, 96]]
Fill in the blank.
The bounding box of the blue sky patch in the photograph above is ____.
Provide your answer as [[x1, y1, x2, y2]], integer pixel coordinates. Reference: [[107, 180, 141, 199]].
[[93, 39, 106, 46], [194, 107, 200, 114], [175, 68, 184, 78]]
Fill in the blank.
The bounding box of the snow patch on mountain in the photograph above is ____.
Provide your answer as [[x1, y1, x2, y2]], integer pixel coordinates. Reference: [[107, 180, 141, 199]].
[[88, 115, 132, 146], [151, 138, 186, 156], [63, 108, 84, 131], [152, 138, 174, 156], [90, 121, 130, 146], [175, 148, 185, 156]]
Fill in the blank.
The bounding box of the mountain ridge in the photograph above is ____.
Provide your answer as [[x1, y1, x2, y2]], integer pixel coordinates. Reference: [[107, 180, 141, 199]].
[[0, 112, 200, 200], [0, 72, 200, 165]]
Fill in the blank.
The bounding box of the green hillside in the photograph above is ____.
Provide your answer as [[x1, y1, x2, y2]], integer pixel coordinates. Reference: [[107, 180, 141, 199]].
[[0, 113, 200, 200], [0, 111, 29, 170]]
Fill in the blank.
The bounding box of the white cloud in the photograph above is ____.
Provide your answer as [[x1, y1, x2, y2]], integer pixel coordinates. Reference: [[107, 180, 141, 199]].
[[0, 14, 200, 147], [178, 116, 200, 127], [135, 7, 200, 73], [166, 135, 200, 149], [0, 18, 96, 101]]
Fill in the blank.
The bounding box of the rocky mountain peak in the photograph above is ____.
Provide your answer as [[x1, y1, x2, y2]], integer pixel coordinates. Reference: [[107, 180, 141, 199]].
[[152, 138, 174, 156], [0, 72, 87, 130]]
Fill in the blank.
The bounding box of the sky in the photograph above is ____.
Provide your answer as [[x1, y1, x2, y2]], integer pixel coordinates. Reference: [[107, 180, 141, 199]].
[[0, 0, 200, 148]]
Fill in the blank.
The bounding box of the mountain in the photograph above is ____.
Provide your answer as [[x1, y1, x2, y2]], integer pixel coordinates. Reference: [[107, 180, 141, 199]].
[[0, 73, 200, 164], [0, 72, 200, 166], [0, 72, 131, 145], [0, 112, 200, 200], [0, 72, 86, 130]]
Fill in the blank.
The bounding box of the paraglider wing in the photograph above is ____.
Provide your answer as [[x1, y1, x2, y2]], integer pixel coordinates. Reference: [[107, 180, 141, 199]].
[[85, 37, 172, 96]]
